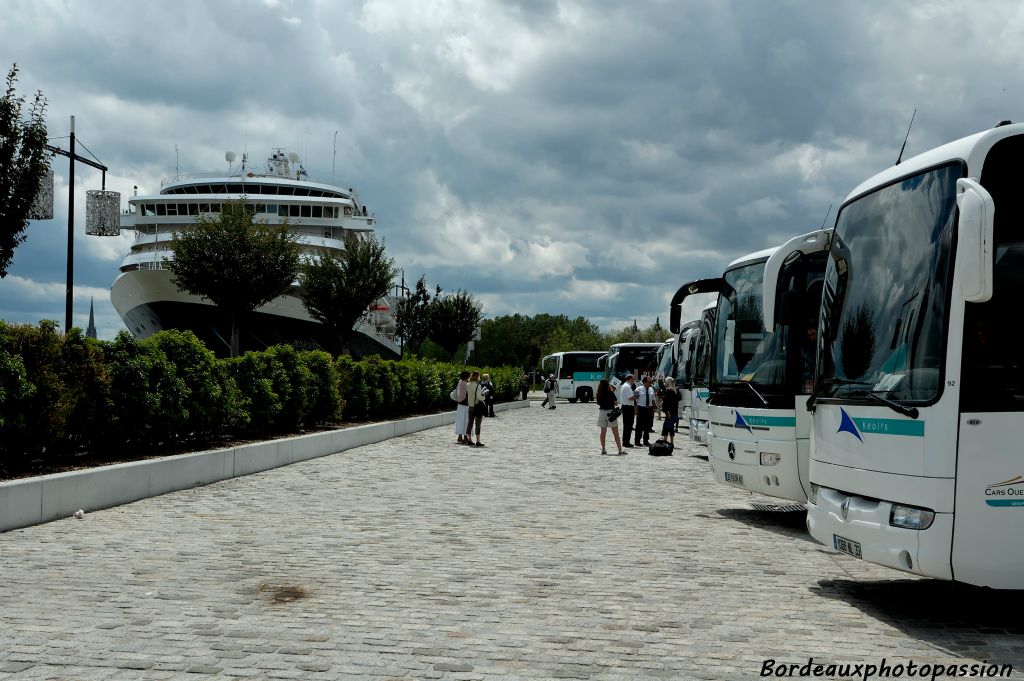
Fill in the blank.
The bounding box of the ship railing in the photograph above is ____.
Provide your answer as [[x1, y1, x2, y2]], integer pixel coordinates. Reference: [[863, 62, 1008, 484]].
[[161, 170, 333, 187]]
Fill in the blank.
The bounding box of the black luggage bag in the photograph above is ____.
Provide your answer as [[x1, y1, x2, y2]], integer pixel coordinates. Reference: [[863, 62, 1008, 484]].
[[648, 439, 674, 456]]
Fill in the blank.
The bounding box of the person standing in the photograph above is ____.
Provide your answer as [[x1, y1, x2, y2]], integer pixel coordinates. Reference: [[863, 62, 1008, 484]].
[[660, 377, 681, 444], [543, 374, 558, 409], [520, 372, 529, 401], [595, 379, 624, 456], [654, 376, 665, 420], [634, 375, 655, 446], [455, 371, 470, 445], [619, 375, 637, 447], [481, 373, 497, 417], [465, 371, 486, 446]]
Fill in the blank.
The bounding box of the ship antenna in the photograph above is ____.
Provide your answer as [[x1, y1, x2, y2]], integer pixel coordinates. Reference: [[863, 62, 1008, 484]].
[[332, 130, 338, 184], [818, 203, 832, 231], [175, 142, 179, 178], [895, 108, 916, 166]]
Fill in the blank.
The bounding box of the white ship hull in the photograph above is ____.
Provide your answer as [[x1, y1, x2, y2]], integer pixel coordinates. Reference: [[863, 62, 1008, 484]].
[[111, 268, 399, 358]]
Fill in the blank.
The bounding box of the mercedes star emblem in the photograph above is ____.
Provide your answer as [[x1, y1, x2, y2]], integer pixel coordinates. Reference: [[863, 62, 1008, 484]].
[[728, 442, 736, 460], [840, 497, 851, 521]]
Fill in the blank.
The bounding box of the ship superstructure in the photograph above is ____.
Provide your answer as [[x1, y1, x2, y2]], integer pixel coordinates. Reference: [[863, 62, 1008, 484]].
[[111, 150, 399, 357]]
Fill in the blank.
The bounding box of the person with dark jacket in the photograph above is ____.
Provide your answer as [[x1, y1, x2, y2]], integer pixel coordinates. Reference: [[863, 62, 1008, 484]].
[[595, 379, 624, 456], [481, 373, 496, 417], [660, 377, 681, 444]]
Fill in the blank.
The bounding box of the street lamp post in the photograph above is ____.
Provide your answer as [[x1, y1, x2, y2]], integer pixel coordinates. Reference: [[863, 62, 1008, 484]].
[[41, 116, 115, 334]]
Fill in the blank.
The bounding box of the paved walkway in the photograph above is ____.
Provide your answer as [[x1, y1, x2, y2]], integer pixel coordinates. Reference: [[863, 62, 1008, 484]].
[[2, 401, 1023, 680]]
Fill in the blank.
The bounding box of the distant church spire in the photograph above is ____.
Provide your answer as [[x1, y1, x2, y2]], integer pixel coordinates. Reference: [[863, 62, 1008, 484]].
[[86, 297, 97, 339]]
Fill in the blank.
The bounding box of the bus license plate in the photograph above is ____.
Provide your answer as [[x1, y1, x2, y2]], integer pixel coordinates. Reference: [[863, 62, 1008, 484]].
[[724, 472, 743, 484], [833, 534, 862, 559]]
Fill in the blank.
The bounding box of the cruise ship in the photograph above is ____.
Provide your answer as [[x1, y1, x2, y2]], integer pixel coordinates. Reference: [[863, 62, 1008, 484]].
[[111, 150, 400, 358]]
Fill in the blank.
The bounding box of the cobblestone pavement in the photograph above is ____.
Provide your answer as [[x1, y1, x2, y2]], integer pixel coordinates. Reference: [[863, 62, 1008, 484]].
[[2, 401, 1024, 680]]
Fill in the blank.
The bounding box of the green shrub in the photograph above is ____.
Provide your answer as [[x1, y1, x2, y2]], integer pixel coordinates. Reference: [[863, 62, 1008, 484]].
[[148, 329, 233, 440], [104, 331, 186, 451], [0, 322, 525, 473], [298, 350, 341, 425], [0, 321, 73, 463]]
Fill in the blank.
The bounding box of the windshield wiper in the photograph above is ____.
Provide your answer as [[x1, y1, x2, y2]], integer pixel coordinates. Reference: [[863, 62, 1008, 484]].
[[741, 381, 769, 406], [806, 378, 872, 412], [852, 389, 920, 420]]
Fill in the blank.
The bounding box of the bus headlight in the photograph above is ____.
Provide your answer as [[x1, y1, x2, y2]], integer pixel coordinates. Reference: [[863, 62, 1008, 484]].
[[808, 484, 819, 505], [889, 504, 935, 530], [760, 452, 781, 466]]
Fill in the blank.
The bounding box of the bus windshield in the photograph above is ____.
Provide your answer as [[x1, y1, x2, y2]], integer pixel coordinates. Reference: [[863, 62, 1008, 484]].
[[818, 162, 960, 402], [656, 342, 673, 379], [607, 346, 660, 380], [712, 261, 772, 390]]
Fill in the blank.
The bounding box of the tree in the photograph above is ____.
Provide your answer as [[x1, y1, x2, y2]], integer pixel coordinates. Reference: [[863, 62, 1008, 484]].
[[429, 289, 483, 361], [394, 275, 437, 355], [168, 202, 300, 357], [0, 64, 49, 278], [299, 233, 396, 356]]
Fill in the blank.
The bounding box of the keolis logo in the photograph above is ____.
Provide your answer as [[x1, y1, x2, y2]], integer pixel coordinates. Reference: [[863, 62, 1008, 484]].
[[836, 407, 864, 442]]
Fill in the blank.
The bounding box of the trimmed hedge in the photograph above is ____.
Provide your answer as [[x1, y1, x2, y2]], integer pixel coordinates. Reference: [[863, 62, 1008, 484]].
[[0, 322, 522, 476]]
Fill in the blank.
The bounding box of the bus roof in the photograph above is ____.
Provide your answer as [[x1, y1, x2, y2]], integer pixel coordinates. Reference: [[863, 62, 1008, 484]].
[[608, 342, 663, 349], [542, 350, 606, 356], [726, 246, 777, 271], [844, 122, 1024, 204]]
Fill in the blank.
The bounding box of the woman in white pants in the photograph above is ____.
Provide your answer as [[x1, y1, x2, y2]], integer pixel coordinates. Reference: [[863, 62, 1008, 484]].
[[454, 371, 470, 444]]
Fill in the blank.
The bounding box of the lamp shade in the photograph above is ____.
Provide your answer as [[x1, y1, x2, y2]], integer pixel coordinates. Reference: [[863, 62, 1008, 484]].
[[85, 189, 121, 236], [28, 168, 54, 220]]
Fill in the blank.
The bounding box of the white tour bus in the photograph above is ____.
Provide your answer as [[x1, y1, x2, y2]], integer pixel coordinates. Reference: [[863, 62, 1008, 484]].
[[688, 302, 718, 444], [540, 351, 606, 403], [673, 321, 701, 427], [670, 279, 722, 444], [655, 336, 675, 381], [706, 232, 829, 505], [806, 122, 1024, 589], [602, 342, 663, 384]]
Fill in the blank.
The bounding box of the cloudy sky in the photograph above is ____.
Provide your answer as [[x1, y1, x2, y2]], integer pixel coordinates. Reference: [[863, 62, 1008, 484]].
[[1, 0, 1021, 339]]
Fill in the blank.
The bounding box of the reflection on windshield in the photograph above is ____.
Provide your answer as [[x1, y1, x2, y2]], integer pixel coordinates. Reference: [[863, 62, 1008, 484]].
[[712, 261, 775, 389], [819, 163, 960, 402]]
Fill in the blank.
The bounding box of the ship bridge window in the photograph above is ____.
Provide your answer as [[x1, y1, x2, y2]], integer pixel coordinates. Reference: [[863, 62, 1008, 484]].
[[156, 204, 166, 216], [199, 203, 210, 213], [143, 204, 156, 216], [300, 205, 311, 218], [166, 204, 178, 215], [295, 188, 310, 196], [312, 206, 323, 218], [289, 205, 300, 217], [227, 184, 243, 194], [188, 204, 199, 215], [278, 205, 288, 217], [264, 204, 277, 215]]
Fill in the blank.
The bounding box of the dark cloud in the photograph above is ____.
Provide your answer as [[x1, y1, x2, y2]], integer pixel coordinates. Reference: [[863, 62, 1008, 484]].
[[1, 0, 1021, 339]]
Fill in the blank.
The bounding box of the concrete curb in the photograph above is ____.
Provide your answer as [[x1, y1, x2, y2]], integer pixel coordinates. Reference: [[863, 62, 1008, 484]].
[[0, 399, 531, 533]]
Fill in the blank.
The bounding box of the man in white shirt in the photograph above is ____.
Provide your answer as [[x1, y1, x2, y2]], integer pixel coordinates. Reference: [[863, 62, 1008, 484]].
[[634, 375, 655, 446], [619, 375, 637, 447]]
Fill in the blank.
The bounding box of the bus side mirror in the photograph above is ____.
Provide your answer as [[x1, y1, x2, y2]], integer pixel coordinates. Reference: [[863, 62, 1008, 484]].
[[669, 305, 680, 334], [956, 178, 994, 303]]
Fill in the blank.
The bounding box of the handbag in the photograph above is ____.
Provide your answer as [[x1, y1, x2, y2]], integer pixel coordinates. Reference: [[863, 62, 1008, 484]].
[[473, 386, 487, 416], [607, 406, 622, 421], [450, 388, 459, 401]]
